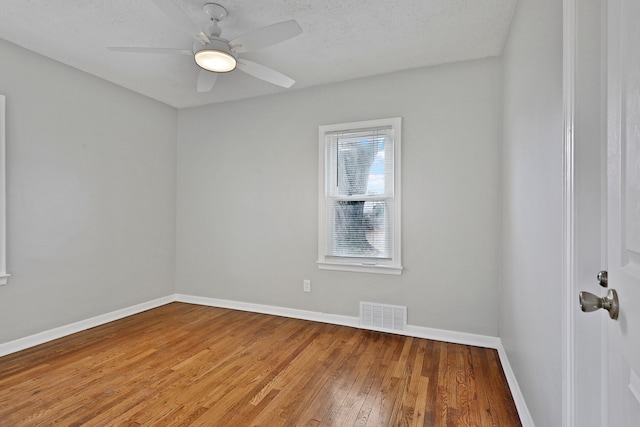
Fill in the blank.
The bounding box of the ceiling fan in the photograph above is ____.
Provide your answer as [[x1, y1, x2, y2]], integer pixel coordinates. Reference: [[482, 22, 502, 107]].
[[108, 0, 302, 93]]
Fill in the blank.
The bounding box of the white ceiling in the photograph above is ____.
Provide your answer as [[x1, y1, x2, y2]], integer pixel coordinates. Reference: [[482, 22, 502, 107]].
[[0, 0, 517, 109]]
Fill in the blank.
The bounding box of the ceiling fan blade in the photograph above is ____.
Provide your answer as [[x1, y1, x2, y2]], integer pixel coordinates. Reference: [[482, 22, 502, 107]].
[[236, 59, 295, 88], [107, 47, 192, 55], [151, 0, 210, 44], [197, 70, 218, 92], [229, 20, 302, 53]]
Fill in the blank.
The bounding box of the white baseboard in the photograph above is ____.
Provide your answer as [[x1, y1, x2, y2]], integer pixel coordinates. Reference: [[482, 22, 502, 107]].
[[175, 294, 360, 328], [0, 293, 534, 426], [496, 343, 536, 427], [0, 295, 174, 357], [175, 294, 501, 348]]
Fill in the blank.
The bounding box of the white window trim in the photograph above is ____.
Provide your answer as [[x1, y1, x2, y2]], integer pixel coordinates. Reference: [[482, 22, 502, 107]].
[[0, 96, 9, 285], [317, 117, 402, 275]]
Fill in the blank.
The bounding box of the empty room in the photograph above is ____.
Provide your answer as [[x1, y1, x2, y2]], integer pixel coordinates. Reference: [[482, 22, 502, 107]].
[[0, 0, 638, 426]]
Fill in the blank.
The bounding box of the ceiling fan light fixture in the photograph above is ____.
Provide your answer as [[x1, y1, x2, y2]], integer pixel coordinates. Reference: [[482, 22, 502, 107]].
[[194, 39, 236, 72]]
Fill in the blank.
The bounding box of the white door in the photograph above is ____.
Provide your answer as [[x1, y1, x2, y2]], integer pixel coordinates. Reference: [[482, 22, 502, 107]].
[[602, 0, 640, 423]]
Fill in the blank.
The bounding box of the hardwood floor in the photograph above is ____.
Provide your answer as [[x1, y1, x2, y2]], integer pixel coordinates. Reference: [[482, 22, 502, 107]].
[[0, 303, 521, 426]]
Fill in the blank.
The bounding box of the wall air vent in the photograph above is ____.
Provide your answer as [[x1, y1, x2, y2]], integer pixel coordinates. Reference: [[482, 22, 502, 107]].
[[359, 302, 407, 331]]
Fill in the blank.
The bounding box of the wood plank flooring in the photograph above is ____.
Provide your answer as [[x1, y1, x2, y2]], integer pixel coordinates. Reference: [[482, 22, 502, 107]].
[[0, 303, 521, 426]]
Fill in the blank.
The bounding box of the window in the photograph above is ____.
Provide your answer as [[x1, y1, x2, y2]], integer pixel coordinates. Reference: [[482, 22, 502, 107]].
[[317, 117, 402, 275]]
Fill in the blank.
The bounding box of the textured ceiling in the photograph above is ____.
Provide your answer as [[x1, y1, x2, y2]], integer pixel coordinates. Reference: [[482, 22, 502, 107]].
[[0, 0, 517, 108]]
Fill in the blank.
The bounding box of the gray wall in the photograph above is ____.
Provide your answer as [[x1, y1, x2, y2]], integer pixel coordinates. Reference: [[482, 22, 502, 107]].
[[500, 0, 564, 425], [176, 58, 502, 336], [0, 39, 178, 343]]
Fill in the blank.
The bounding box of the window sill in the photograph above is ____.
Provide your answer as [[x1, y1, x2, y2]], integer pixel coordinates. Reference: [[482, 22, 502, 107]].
[[317, 261, 402, 275]]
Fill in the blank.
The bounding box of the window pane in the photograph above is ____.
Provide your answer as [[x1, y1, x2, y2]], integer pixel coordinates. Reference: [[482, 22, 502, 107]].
[[335, 132, 387, 196], [331, 199, 389, 258]]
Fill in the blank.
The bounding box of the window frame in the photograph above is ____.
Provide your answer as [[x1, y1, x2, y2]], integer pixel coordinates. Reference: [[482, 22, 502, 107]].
[[317, 117, 402, 275], [0, 96, 9, 285]]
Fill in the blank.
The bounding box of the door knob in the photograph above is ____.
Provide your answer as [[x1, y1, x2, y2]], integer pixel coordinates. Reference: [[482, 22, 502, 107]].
[[579, 289, 619, 320]]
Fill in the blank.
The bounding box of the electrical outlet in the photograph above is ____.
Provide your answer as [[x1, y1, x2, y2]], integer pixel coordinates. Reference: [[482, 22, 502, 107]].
[[303, 280, 311, 292]]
